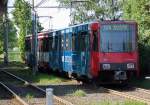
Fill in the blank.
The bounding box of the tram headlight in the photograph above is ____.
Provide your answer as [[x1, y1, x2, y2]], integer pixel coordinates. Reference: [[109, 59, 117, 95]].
[[103, 64, 111, 70], [127, 63, 134, 69]]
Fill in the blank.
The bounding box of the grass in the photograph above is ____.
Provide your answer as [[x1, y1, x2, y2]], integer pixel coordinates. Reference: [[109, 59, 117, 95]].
[[26, 93, 34, 103], [26, 93, 34, 99], [0, 51, 69, 85], [35, 74, 65, 85], [34, 73, 67, 85], [92, 100, 111, 105], [0, 59, 68, 85], [124, 100, 146, 105], [72, 89, 86, 97], [91, 100, 146, 105], [4, 62, 68, 85], [10, 69, 67, 85]]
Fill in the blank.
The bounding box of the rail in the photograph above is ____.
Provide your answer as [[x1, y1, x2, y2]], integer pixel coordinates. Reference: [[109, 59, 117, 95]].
[[102, 87, 150, 105], [0, 70, 74, 105], [0, 81, 28, 105]]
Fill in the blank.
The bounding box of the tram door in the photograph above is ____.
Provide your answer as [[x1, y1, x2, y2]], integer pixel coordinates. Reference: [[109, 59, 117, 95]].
[[72, 25, 90, 76], [61, 29, 72, 72]]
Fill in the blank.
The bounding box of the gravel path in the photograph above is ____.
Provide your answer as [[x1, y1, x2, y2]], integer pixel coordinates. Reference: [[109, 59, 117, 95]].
[[37, 82, 129, 105]]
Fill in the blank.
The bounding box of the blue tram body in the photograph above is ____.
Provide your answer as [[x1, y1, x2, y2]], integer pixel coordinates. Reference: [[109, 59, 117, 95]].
[[47, 24, 90, 77]]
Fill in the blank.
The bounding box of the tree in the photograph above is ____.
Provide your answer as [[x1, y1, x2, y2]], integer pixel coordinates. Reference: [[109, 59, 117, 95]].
[[0, 17, 17, 54], [7, 20, 17, 49], [57, 0, 123, 24], [12, 0, 43, 60], [12, 0, 31, 59], [123, 0, 150, 74]]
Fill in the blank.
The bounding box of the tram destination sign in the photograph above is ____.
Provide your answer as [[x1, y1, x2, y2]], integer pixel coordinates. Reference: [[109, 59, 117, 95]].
[[102, 24, 129, 31]]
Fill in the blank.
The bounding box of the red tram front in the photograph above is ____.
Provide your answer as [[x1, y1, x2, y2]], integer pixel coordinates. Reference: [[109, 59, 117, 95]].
[[90, 21, 139, 82]]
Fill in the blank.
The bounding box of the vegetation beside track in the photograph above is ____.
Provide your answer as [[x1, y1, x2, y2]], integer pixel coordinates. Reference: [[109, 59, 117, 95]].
[[91, 100, 146, 105], [130, 77, 150, 89], [72, 90, 86, 97], [0, 61, 69, 85], [11, 69, 68, 85]]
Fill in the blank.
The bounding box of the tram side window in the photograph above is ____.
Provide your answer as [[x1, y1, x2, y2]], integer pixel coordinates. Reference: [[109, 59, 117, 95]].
[[58, 36, 61, 51], [49, 37, 53, 51], [92, 31, 98, 51], [38, 39, 43, 52], [78, 31, 87, 51], [56, 31, 61, 51], [61, 35, 64, 50], [54, 36, 58, 51], [66, 34, 70, 51], [43, 38, 49, 52], [72, 33, 77, 51]]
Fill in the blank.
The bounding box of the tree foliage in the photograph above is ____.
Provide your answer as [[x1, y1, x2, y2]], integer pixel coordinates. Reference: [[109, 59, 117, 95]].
[[123, 0, 150, 74], [57, 0, 123, 24], [12, 0, 43, 59], [12, 0, 31, 59], [0, 17, 17, 54]]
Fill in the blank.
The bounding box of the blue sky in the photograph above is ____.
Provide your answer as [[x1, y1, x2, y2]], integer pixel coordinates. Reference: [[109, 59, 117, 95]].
[[8, 0, 70, 30]]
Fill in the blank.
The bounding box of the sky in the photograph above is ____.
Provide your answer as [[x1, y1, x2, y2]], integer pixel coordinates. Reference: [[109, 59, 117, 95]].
[[8, 0, 70, 30]]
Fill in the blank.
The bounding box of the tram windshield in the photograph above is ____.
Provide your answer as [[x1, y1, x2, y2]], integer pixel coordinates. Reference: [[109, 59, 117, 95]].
[[100, 24, 136, 52]]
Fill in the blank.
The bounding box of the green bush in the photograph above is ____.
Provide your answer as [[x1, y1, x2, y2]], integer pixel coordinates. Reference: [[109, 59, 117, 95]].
[[91, 100, 146, 105], [137, 30, 150, 75], [124, 100, 146, 105], [72, 89, 86, 97]]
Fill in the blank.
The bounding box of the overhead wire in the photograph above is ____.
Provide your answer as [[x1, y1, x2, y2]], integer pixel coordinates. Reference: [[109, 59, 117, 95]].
[[35, 0, 48, 7]]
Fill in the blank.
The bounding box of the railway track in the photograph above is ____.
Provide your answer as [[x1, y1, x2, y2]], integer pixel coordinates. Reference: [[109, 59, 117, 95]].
[[101, 86, 150, 105], [0, 70, 74, 105], [1, 69, 150, 105], [0, 82, 29, 105], [0, 84, 23, 105]]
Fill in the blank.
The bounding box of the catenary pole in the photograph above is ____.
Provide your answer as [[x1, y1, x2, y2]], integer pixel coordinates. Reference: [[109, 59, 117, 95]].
[[112, 0, 115, 20], [32, 0, 38, 75], [2, 0, 9, 64], [3, 12, 8, 64]]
